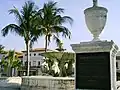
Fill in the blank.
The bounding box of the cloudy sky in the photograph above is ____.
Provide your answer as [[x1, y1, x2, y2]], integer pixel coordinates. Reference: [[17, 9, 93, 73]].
[[0, 0, 120, 52]]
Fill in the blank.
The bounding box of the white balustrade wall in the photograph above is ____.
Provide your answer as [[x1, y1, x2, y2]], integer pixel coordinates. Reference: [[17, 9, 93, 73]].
[[21, 76, 74, 90]]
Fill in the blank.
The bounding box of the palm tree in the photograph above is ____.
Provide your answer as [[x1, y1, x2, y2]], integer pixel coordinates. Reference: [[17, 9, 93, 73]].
[[1, 1, 41, 76], [1, 50, 22, 76], [38, 1, 73, 52]]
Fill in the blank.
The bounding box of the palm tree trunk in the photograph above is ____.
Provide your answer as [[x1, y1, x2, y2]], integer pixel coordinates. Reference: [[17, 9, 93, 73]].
[[26, 41, 30, 76], [8, 66, 12, 77], [7, 66, 11, 77], [45, 35, 48, 52]]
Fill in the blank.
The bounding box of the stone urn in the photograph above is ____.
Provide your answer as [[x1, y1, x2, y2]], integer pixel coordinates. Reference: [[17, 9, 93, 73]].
[[84, 0, 108, 41]]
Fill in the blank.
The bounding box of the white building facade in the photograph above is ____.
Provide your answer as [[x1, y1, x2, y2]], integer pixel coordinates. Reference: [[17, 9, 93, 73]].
[[22, 48, 52, 67], [116, 51, 120, 73]]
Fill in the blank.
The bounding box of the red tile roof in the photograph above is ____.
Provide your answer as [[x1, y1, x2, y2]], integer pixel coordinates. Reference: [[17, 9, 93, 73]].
[[21, 48, 53, 52]]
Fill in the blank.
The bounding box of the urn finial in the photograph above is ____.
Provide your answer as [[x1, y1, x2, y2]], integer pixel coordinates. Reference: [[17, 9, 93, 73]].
[[84, 0, 108, 41], [93, 0, 98, 6]]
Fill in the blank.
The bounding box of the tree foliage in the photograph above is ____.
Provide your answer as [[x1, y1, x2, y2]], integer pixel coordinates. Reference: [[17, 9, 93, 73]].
[[41, 52, 75, 77], [38, 1, 73, 52], [1, 1, 41, 76], [0, 50, 22, 77]]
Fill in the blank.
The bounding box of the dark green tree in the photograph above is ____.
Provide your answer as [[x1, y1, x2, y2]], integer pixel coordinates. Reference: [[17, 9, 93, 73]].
[[38, 1, 73, 52], [1, 50, 22, 76], [42, 52, 75, 77], [1, 1, 41, 76]]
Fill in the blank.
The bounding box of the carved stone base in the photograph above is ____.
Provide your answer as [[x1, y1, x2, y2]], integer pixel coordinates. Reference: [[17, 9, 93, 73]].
[[71, 40, 119, 90]]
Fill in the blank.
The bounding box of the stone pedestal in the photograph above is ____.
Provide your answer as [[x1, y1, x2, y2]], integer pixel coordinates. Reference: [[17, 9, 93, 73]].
[[71, 40, 118, 90]]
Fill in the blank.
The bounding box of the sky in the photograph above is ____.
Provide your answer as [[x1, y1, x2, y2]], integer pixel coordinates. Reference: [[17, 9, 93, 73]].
[[0, 0, 120, 52]]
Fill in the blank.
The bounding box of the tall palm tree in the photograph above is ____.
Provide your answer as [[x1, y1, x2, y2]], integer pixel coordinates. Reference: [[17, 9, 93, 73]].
[[1, 50, 22, 76], [38, 1, 73, 52], [1, 1, 41, 76]]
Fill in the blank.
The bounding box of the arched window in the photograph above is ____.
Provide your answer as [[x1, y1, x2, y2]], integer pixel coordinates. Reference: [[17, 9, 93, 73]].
[[34, 53, 36, 56], [38, 61, 40, 66], [29, 62, 31, 66], [116, 62, 119, 69], [25, 61, 27, 66]]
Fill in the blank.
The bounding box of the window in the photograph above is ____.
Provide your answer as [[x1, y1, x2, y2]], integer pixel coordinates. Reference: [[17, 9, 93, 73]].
[[33, 61, 36, 66], [116, 62, 119, 69], [29, 62, 31, 66], [38, 53, 41, 56], [34, 53, 36, 56], [25, 61, 31, 66], [25, 61, 27, 66], [38, 61, 40, 66], [30, 54, 31, 56]]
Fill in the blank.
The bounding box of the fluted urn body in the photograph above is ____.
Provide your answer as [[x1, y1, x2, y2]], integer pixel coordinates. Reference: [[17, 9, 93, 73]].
[[84, 5, 108, 41]]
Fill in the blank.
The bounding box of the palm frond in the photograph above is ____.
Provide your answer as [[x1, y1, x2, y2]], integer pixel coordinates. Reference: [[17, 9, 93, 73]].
[[52, 26, 71, 39], [55, 8, 64, 14], [9, 6, 23, 25], [1, 24, 22, 37], [62, 16, 73, 25], [47, 34, 52, 45], [21, 1, 38, 24], [53, 35, 61, 46], [60, 26, 71, 39], [53, 15, 73, 25], [44, 1, 57, 10], [30, 36, 38, 48]]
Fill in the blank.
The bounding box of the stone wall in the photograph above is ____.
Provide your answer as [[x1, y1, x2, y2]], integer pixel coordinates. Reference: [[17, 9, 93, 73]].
[[0, 77, 21, 90], [21, 76, 74, 90], [1, 76, 120, 90]]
